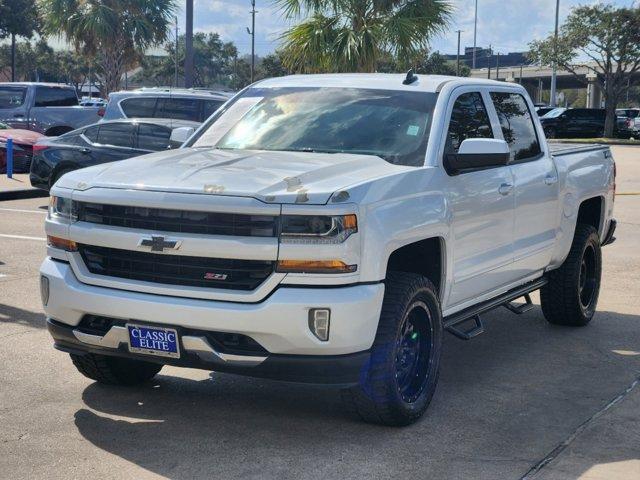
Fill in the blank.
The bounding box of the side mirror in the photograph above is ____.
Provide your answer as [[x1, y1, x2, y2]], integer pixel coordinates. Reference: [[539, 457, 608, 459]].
[[169, 127, 195, 147], [445, 138, 510, 174]]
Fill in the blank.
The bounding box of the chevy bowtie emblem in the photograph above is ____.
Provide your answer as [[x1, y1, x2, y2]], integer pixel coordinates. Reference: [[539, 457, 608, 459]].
[[138, 235, 181, 252]]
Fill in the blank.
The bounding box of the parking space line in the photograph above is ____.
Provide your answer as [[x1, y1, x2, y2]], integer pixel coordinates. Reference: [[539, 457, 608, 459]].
[[0, 207, 47, 214], [0, 233, 46, 241]]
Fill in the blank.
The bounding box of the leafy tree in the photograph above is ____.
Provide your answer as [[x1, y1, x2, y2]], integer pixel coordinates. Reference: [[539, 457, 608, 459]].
[[259, 52, 289, 78], [134, 32, 245, 88], [375, 50, 469, 76], [276, 0, 452, 73], [0, 0, 40, 81], [528, 4, 640, 137], [39, 0, 177, 96]]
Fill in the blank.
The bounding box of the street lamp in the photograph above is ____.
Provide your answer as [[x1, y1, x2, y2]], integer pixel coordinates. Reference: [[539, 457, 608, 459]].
[[550, 0, 560, 107], [247, 0, 256, 83], [185, 0, 194, 88], [472, 0, 478, 69]]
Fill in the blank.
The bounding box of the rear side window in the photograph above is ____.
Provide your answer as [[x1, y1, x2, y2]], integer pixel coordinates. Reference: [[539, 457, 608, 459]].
[[83, 126, 99, 143], [96, 124, 135, 148], [0, 86, 27, 108], [445, 92, 493, 153], [34, 87, 78, 107], [157, 98, 200, 121], [121, 97, 157, 118], [137, 124, 171, 150], [490, 92, 541, 162]]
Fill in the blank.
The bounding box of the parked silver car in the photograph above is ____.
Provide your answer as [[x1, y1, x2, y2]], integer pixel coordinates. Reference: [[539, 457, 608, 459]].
[[101, 88, 232, 123]]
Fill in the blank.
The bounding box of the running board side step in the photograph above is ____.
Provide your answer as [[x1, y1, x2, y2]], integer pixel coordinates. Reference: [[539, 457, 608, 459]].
[[443, 278, 548, 340]]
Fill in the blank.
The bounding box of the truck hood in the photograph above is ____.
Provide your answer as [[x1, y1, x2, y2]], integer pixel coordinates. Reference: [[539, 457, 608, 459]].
[[58, 147, 411, 204]]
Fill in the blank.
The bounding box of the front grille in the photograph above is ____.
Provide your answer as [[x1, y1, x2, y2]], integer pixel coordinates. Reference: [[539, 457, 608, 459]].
[[79, 244, 274, 291], [76, 202, 278, 237]]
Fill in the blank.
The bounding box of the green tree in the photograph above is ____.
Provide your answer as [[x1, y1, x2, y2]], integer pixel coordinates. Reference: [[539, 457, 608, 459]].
[[528, 4, 640, 137], [259, 51, 289, 78], [39, 0, 177, 95], [0, 0, 40, 81], [276, 0, 452, 73]]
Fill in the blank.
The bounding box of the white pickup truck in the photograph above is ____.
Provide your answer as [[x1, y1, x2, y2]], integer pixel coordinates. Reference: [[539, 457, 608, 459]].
[[41, 73, 616, 426]]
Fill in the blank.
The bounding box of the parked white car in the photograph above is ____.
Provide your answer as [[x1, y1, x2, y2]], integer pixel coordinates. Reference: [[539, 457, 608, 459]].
[[41, 73, 616, 426]]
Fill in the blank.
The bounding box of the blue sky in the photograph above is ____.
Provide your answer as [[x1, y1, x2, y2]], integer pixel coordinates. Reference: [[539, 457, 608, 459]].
[[182, 0, 636, 57]]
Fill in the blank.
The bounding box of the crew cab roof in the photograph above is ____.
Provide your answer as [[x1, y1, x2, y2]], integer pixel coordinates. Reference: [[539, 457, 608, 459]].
[[255, 73, 515, 93]]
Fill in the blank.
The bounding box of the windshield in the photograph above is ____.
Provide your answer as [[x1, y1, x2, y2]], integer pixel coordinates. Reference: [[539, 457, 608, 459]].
[[542, 108, 566, 118], [0, 86, 27, 109], [191, 87, 438, 167]]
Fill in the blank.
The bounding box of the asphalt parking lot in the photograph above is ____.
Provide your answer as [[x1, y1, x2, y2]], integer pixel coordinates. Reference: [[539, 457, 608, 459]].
[[1, 146, 639, 480]]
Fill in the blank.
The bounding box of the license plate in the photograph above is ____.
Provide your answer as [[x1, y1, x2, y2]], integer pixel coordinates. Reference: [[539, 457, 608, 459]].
[[127, 324, 180, 359]]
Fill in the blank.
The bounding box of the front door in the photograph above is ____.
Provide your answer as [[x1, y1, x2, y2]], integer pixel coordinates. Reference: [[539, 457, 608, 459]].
[[444, 90, 516, 308]]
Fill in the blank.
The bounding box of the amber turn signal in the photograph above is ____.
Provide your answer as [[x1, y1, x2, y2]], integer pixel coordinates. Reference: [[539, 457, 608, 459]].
[[47, 235, 77, 251], [276, 260, 357, 274]]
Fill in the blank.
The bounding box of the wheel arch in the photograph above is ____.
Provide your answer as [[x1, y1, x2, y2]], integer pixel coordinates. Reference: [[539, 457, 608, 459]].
[[576, 196, 604, 237], [385, 237, 446, 302]]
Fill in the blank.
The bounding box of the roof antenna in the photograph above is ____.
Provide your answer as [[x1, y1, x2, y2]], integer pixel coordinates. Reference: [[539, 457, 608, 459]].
[[403, 69, 418, 85]]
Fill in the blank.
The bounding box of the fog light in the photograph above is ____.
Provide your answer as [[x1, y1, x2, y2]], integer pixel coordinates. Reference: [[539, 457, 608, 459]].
[[309, 308, 330, 341], [40, 275, 49, 306]]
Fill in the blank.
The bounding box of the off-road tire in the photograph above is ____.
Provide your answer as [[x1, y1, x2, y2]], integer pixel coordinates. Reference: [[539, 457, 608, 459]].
[[540, 224, 602, 326], [341, 272, 443, 426], [70, 353, 162, 385]]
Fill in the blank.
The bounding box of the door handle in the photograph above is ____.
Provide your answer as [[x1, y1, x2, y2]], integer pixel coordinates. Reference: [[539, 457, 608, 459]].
[[79, 148, 91, 154], [13, 113, 24, 118], [498, 183, 514, 195], [544, 175, 558, 185]]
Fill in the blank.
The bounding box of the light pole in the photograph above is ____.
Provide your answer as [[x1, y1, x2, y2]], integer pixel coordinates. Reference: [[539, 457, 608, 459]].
[[472, 0, 478, 69], [185, 0, 194, 88], [550, 0, 560, 107], [247, 0, 256, 83], [456, 30, 462, 76], [174, 16, 179, 88]]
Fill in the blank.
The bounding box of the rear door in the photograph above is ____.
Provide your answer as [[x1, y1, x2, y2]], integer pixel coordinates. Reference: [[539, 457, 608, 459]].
[[444, 89, 516, 308], [489, 90, 559, 275]]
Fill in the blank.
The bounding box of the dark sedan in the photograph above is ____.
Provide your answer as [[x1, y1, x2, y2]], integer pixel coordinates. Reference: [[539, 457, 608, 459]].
[[539, 108, 609, 138], [29, 118, 198, 190]]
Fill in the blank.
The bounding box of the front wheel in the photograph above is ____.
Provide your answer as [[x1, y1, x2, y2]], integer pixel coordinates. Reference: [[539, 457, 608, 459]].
[[342, 272, 443, 426], [540, 224, 602, 326], [70, 353, 163, 385]]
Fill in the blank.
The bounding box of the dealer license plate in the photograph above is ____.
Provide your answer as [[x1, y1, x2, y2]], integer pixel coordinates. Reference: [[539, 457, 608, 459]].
[[127, 324, 180, 359]]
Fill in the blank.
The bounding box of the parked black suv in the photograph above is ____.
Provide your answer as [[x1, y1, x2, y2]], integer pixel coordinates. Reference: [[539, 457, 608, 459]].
[[539, 108, 609, 138]]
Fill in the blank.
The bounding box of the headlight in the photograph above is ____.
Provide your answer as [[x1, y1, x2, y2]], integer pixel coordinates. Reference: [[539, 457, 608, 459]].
[[48, 196, 77, 224], [280, 214, 357, 244]]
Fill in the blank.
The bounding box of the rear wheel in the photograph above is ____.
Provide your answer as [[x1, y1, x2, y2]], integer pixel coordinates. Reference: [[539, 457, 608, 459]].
[[342, 272, 443, 426], [540, 224, 602, 326], [70, 353, 162, 385]]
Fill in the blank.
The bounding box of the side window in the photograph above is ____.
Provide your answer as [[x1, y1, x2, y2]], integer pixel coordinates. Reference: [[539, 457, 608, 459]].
[[34, 87, 78, 107], [83, 126, 99, 143], [96, 124, 135, 148], [121, 97, 157, 118], [157, 98, 200, 121], [445, 92, 493, 153], [137, 124, 171, 151], [490, 92, 541, 162], [202, 100, 224, 121]]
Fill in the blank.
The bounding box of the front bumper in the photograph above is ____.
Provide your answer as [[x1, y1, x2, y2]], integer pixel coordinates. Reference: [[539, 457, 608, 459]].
[[47, 319, 370, 385], [41, 257, 384, 380]]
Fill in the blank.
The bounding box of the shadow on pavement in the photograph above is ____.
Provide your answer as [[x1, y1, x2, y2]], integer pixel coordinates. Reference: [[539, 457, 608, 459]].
[[72, 307, 640, 480], [0, 302, 46, 329]]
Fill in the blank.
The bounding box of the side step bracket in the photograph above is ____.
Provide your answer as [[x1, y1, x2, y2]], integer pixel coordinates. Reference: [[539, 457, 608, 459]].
[[446, 315, 484, 340], [504, 293, 534, 314]]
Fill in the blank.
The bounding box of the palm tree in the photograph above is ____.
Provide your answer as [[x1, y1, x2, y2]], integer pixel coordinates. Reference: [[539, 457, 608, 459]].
[[276, 0, 452, 73], [39, 0, 177, 95]]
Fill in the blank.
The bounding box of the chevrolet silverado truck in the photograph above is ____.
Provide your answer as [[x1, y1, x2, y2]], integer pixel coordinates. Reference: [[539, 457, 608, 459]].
[[0, 83, 101, 136], [40, 73, 616, 426]]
